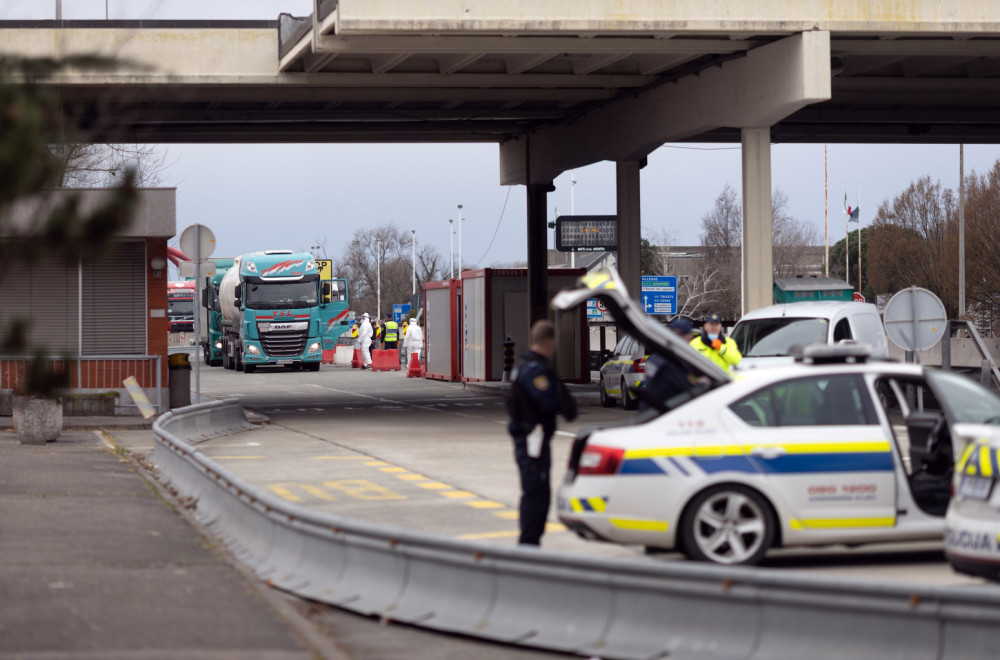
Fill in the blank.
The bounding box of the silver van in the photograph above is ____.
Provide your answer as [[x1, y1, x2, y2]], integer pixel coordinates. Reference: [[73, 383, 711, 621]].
[[730, 301, 889, 368]]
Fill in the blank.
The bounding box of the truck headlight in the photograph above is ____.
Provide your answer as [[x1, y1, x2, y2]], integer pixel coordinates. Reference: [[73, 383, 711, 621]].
[[214, 341, 222, 349], [246, 344, 260, 355], [307, 342, 321, 353]]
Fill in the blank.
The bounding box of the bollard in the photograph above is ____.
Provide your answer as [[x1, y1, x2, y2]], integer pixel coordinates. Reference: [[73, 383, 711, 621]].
[[168, 352, 192, 409], [502, 337, 515, 382]]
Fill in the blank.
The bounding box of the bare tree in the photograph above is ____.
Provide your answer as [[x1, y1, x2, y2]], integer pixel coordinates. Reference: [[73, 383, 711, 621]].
[[865, 176, 958, 317], [676, 265, 729, 321], [698, 184, 742, 320], [772, 189, 821, 278], [50, 143, 169, 188], [334, 223, 444, 315]]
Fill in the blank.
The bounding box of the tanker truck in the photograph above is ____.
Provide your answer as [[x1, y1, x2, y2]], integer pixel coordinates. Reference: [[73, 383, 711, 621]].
[[219, 250, 328, 373], [199, 257, 234, 366]]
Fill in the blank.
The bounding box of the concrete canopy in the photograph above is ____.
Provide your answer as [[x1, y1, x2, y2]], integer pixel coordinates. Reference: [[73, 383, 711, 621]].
[[0, 0, 997, 151]]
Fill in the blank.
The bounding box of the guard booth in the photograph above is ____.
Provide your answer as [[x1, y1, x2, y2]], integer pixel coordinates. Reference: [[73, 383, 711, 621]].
[[424, 278, 461, 381], [773, 276, 852, 304], [424, 269, 588, 382], [461, 268, 587, 383]]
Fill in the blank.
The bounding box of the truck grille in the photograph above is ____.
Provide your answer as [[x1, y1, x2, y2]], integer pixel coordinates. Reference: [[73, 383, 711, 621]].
[[260, 330, 307, 357]]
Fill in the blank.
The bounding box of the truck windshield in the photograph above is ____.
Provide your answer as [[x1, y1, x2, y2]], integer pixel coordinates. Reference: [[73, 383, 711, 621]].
[[731, 318, 828, 357], [246, 281, 318, 309], [168, 300, 194, 317]]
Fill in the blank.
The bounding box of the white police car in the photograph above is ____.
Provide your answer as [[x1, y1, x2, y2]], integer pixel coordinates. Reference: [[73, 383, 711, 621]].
[[598, 335, 646, 410], [945, 428, 1000, 580], [553, 268, 1000, 565]]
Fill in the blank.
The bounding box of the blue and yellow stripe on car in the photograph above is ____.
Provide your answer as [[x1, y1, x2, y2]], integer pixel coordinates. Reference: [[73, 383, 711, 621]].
[[569, 496, 608, 513], [957, 440, 1000, 478], [620, 441, 894, 475]]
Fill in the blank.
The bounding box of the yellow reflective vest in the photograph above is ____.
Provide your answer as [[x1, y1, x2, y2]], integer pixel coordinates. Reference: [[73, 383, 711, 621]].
[[384, 321, 398, 342], [690, 334, 742, 371]]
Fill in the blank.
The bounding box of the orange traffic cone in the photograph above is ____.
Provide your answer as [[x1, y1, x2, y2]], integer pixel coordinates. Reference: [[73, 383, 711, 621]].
[[406, 352, 423, 378], [351, 348, 362, 368]]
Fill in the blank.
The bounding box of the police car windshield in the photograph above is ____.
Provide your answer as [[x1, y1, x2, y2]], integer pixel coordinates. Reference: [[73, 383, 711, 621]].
[[246, 281, 318, 309], [927, 370, 1000, 425], [731, 318, 828, 357]]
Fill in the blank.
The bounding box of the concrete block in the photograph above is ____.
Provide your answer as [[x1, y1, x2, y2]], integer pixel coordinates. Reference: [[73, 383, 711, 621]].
[[13, 396, 63, 445]]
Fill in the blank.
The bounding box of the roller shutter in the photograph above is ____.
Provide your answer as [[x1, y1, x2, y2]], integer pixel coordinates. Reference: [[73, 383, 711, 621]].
[[0, 247, 77, 354], [81, 241, 146, 355]]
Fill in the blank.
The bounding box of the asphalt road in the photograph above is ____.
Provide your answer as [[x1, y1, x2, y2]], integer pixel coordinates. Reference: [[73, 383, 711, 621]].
[[124, 356, 987, 587]]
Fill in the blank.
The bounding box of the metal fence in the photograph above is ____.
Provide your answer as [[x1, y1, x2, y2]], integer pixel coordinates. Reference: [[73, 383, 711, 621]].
[[0, 354, 162, 414], [153, 400, 1000, 660]]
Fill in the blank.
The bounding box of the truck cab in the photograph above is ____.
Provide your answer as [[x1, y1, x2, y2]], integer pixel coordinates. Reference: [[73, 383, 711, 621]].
[[220, 251, 326, 373]]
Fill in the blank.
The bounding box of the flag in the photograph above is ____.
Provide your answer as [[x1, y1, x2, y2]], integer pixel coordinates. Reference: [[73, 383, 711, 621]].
[[847, 206, 860, 223], [843, 191, 848, 214]]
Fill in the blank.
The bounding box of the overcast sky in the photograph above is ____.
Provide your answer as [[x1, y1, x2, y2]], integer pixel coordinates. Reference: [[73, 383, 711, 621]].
[[6, 1, 1000, 276]]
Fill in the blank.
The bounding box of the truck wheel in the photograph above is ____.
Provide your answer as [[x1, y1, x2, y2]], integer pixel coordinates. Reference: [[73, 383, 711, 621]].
[[203, 345, 211, 366], [235, 349, 244, 372]]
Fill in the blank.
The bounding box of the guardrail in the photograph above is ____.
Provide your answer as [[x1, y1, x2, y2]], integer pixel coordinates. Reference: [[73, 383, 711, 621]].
[[153, 400, 1000, 660]]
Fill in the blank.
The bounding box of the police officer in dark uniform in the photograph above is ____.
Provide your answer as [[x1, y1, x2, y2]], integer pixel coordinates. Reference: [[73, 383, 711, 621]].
[[638, 316, 700, 414], [507, 319, 578, 546]]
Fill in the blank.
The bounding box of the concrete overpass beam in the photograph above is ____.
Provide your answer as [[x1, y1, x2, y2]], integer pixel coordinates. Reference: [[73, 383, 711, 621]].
[[616, 161, 642, 303], [741, 127, 772, 315], [499, 31, 830, 185]]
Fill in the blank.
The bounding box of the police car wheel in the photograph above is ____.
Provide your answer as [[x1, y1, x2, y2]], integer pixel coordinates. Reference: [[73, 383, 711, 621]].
[[599, 378, 615, 407], [680, 485, 775, 565], [622, 379, 638, 411]]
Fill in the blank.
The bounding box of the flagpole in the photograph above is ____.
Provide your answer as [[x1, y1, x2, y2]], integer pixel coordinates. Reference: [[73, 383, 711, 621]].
[[824, 144, 829, 277], [857, 181, 862, 294], [845, 183, 849, 286]]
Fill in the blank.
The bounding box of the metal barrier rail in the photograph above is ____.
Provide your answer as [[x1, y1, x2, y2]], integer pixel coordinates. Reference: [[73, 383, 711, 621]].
[[154, 400, 1000, 660], [0, 354, 162, 414]]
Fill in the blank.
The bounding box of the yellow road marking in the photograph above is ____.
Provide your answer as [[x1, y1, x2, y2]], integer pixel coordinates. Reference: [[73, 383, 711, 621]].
[[493, 510, 519, 520], [440, 490, 477, 499], [268, 483, 338, 503], [396, 474, 428, 481], [379, 467, 409, 473], [310, 456, 372, 460], [210, 456, 266, 459], [417, 482, 452, 490], [456, 522, 566, 540], [323, 480, 406, 501], [364, 460, 390, 466], [463, 500, 505, 509]]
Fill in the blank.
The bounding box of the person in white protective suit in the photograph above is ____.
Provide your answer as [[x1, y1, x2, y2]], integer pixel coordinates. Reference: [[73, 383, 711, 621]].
[[402, 318, 423, 363], [358, 312, 374, 370]]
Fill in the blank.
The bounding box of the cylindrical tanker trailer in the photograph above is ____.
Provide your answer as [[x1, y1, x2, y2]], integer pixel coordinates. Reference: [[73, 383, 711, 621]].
[[217, 250, 327, 373]]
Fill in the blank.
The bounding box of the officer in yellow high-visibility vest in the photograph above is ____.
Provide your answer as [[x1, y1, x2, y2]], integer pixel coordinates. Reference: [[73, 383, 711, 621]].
[[351, 320, 360, 350], [383, 315, 399, 349]]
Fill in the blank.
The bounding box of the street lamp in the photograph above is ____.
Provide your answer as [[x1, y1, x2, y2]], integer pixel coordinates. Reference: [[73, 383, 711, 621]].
[[449, 219, 454, 279], [457, 204, 464, 279], [411, 230, 417, 295], [375, 238, 382, 319], [310, 244, 320, 259]]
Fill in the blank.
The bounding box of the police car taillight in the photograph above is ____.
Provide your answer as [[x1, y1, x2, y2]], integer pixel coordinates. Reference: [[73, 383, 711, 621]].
[[578, 445, 625, 475], [633, 358, 646, 373]]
